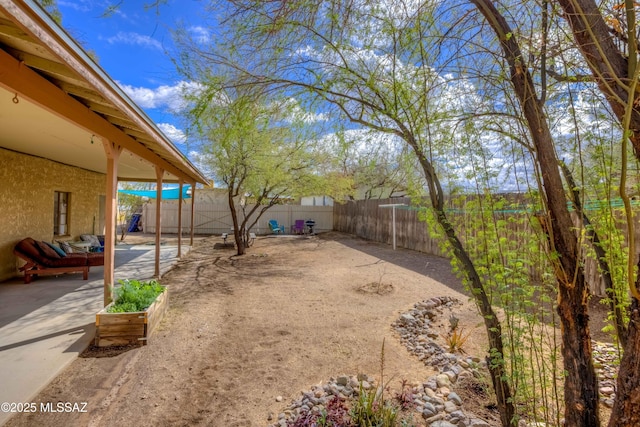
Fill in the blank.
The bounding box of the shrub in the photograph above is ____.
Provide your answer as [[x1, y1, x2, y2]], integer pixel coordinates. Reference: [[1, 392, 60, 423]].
[[107, 279, 165, 313]]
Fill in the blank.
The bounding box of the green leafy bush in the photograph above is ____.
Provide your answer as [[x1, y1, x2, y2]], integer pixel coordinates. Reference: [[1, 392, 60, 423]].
[[107, 279, 165, 313]]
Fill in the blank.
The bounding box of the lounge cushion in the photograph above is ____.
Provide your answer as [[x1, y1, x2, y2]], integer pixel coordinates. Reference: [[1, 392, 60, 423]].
[[15, 238, 87, 267], [15, 238, 41, 260], [13, 238, 92, 284], [57, 240, 74, 254], [43, 255, 88, 268], [87, 253, 105, 267], [35, 240, 61, 259], [14, 237, 102, 267], [44, 241, 66, 257]]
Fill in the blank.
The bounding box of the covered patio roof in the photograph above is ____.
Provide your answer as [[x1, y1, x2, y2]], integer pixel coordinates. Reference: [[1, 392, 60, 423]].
[[0, 0, 208, 184]]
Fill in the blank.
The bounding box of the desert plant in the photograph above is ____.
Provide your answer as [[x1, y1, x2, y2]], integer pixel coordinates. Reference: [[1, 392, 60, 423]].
[[394, 379, 415, 411], [349, 340, 417, 427], [107, 279, 165, 313], [350, 383, 398, 427], [443, 328, 471, 354]]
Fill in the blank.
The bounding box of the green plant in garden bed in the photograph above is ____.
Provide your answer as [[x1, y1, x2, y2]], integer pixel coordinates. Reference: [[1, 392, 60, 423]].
[[107, 279, 165, 313]]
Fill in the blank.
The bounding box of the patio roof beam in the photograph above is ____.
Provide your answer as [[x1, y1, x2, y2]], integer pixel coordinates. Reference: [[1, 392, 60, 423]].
[[1, 0, 207, 185], [0, 47, 198, 183]]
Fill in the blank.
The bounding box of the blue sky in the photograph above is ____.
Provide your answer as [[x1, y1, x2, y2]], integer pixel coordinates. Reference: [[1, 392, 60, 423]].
[[57, 0, 209, 149]]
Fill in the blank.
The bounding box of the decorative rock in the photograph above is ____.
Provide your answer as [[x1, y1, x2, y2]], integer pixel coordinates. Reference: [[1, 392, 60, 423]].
[[436, 374, 451, 387], [600, 386, 615, 395], [424, 388, 437, 398], [468, 419, 492, 427], [422, 401, 437, 417], [424, 378, 438, 391], [401, 313, 416, 323], [448, 391, 462, 405], [430, 420, 457, 427], [424, 412, 446, 423], [272, 296, 623, 427], [447, 414, 462, 425], [443, 370, 457, 383], [336, 376, 349, 386], [444, 400, 458, 413]]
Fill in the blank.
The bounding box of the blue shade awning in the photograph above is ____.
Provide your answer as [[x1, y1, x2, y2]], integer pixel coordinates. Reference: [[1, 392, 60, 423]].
[[118, 185, 191, 200]]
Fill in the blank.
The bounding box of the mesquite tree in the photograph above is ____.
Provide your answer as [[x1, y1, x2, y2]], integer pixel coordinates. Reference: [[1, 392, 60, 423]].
[[468, 3, 600, 425], [552, 1, 640, 425], [187, 87, 339, 255], [176, 1, 517, 423], [174, 0, 640, 425]]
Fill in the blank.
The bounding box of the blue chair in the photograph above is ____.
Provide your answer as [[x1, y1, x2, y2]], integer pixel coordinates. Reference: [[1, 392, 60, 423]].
[[268, 219, 285, 234]]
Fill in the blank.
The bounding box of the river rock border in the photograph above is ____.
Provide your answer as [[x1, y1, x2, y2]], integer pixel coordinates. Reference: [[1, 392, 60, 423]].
[[268, 297, 493, 427], [268, 296, 621, 426]]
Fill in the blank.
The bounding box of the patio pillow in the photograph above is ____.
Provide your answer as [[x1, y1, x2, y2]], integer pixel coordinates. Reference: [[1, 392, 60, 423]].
[[57, 240, 74, 254], [35, 240, 61, 259], [44, 241, 66, 257], [80, 234, 101, 247]]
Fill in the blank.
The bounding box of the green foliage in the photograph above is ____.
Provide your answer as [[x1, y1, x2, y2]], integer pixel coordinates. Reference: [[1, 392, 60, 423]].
[[348, 340, 415, 427], [36, 0, 62, 23], [173, 0, 635, 423], [186, 87, 350, 253], [107, 279, 165, 313], [350, 383, 399, 427]]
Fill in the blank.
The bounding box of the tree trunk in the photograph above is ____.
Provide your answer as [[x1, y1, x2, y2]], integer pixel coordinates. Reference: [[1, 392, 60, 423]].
[[228, 187, 246, 256], [552, 2, 640, 424], [608, 298, 640, 426], [436, 210, 515, 427], [470, 1, 600, 425], [404, 131, 516, 426], [560, 162, 628, 346]]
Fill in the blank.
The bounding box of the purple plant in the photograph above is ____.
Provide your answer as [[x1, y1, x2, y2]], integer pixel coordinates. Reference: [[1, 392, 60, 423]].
[[287, 396, 353, 427], [394, 379, 415, 410]]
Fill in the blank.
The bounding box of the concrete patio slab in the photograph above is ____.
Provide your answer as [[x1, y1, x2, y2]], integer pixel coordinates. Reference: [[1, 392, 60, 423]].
[[0, 241, 193, 426]]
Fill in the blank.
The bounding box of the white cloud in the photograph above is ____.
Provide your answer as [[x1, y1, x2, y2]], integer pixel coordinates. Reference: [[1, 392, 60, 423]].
[[189, 26, 211, 44], [105, 32, 162, 50], [58, 1, 91, 13], [117, 80, 203, 112], [157, 123, 187, 144]]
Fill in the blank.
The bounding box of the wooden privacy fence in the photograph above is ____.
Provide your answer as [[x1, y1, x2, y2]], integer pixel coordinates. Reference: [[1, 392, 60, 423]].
[[333, 197, 446, 256], [333, 197, 640, 297], [142, 202, 333, 236]]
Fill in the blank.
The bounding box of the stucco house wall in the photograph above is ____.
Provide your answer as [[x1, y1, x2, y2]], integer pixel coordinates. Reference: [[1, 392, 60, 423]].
[[0, 148, 106, 282]]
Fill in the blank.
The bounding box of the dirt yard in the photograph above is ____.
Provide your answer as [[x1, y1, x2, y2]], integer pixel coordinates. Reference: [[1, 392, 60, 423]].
[[5, 232, 509, 426]]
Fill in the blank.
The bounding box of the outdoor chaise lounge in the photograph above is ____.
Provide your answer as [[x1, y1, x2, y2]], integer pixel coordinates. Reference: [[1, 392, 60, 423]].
[[13, 237, 104, 284]]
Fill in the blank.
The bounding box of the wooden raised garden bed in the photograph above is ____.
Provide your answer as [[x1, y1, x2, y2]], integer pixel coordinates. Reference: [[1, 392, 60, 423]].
[[95, 288, 169, 347]]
